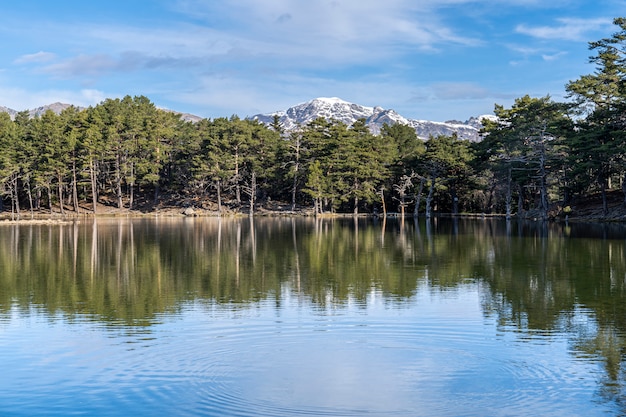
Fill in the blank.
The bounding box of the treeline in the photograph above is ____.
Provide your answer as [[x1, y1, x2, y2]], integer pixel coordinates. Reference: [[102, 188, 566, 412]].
[[1, 18, 626, 218]]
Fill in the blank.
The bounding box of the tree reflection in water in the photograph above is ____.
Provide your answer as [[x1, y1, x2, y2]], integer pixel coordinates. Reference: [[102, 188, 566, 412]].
[[0, 217, 625, 409]]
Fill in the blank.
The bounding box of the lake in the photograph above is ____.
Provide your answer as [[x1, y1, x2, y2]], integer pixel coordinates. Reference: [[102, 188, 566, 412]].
[[0, 217, 625, 416]]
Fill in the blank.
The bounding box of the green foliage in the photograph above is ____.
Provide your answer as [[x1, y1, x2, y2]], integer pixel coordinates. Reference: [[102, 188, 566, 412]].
[[475, 96, 571, 218], [421, 134, 475, 215], [565, 18, 626, 211]]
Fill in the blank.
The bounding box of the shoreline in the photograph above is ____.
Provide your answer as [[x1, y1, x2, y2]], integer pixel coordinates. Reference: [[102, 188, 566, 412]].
[[0, 208, 624, 224]]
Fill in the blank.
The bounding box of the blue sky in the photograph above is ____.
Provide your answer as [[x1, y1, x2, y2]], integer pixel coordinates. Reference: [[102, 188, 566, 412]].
[[1, 1, 625, 121]]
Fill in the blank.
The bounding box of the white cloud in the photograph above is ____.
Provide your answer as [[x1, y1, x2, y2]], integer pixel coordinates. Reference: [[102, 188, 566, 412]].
[[173, 0, 482, 52], [6, 1, 487, 91], [79, 89, 107, 105], [516, 18, 613, 41]]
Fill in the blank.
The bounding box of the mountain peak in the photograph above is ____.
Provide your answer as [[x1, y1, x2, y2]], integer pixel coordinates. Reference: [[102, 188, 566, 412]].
[[0, 103, 76, 120], [312, 97, 350, 105], [253, 97, 484, 141], [29, 103, 75, 118]]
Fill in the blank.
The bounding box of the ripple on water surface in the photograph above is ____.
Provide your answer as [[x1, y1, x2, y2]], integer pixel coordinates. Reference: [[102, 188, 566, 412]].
[[0, 294, 616, 417], [86, 298, 604, 417]]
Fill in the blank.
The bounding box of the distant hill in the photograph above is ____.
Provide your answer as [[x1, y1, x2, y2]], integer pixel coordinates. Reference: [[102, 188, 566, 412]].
[[0, 102, 203, 123], [252, 97, 494, 141], [0, 102, 79, 119], [28, 102, 77, 118]]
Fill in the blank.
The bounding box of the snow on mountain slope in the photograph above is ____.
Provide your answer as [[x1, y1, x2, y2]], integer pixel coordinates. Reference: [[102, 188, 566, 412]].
[[253, 97, 487, 141]]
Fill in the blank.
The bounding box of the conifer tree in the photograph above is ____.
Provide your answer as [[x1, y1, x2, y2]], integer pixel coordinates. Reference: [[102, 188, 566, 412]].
[[566, 17, 626, 211]]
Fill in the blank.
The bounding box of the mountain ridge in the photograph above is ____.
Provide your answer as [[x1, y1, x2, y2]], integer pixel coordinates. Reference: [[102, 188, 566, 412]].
[[0, 102, 203, 123], [0, 97, 492, 141], [252, 97, 491, 141]]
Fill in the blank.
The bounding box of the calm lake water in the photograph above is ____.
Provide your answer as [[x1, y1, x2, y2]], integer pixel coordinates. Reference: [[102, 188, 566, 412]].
[[1, 217, 625, 416]]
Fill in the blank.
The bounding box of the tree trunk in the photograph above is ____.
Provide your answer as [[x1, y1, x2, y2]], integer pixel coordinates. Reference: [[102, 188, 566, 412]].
[[10, 182, 15, 220], [413, 177, 425, 217], [57, 177, 65, 216], [380, 189, 387, 218], [601, 176, 608, 216], [517, 184, 524, 219], [90, 159, 98, 214], [72, 158, 79, 213], [116, 156, 123, 209], [425, 176, 436, 219], [248, 171, 256, 217], [234, 147, 241, 204], [35, 188, 41, 210], [451, 185, 459, 215], [539, 144, 548, 221], [291, 162, 299, 212], [12, 175, 20, 218], [129, 183, 134, 210], [25, 177, 34, 218], [154, 184, 160, 206], [129, 163, 135, 210], [621, 172, 626, 207], [505, 167, 512, 220], [216, 179, 222, 215]]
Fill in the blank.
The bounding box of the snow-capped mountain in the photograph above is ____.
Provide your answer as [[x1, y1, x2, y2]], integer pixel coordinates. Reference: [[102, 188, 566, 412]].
[[253, 97, 490, 141]]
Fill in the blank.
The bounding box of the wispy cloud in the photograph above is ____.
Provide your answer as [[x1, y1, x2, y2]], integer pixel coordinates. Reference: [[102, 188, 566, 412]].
[[542, 51, 567, 61], [516, 18, 613, 41], [18, 0, 483, 84], [173, 0, 482, 53], [9, 0, 490, 87], [14, 51, 56, 64], [41, 54, 123, 78]]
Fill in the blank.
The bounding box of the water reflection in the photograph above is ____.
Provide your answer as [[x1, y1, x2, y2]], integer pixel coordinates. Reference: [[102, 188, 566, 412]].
[[1, 217, 625, 320], [0, 217, 625, 414]]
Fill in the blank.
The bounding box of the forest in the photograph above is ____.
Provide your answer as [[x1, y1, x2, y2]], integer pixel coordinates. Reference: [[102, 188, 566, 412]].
[[0, 18, 625, 219]]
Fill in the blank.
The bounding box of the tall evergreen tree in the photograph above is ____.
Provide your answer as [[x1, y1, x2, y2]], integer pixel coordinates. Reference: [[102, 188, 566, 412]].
[[0, 113, 21, 217], [477, 96, 570, 220], [566, 17, 626, 211], [421, 134, 474, 218], [342, 119, 397, 214], [381, 122, 425, 216]]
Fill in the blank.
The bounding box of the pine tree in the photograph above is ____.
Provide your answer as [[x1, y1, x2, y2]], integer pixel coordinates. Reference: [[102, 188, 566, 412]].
[[566, 17, 626, 212]]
